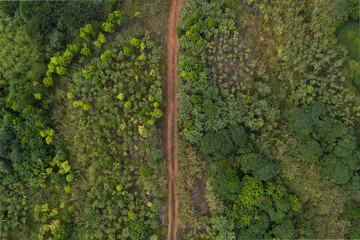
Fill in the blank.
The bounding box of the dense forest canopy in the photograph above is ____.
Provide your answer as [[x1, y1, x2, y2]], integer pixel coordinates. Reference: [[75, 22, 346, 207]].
[[0, 0, 359, 239]]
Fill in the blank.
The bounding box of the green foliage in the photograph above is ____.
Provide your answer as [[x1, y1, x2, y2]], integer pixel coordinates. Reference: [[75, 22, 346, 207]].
[[80, 44, 91, 56], [336, 19, 360, 62], [102, 21, 115, 33], [227, 175, 312, 238], [100, 49, 116, 62], [124, 101, 132, 110], [349, 61, 360, 90], [237, 215, 269, 239], [17, 1, 103, 55], [289, 102, 327, 141], [271, 218, 296, 239], [177, 0, 359, 238], [210, 216, 236, 240], [130, 37, 140, 48], [339, 201, 360, 239], [213, 163, 241, 201], [290, 102, 360, 186], [237, 175, 264, 207], [237, 153, 276, 181], [0, 17, 55, 187], [298, 139, 323, 163], [150, 108, 163, 119], [94, 32, 107, 48], [0, 3, 166, 239], [128, 220, 150, 240], [62, 32, 165, 239], [199, 125, 247, 161], [123, 46, 134, 57], [80, 24, 96, 41], [43, 76, 54, 87], [347, 0, 360, 19]]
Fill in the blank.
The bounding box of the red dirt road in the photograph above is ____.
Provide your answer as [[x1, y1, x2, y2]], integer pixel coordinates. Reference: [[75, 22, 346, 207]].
[[167, 0, 181, 239]]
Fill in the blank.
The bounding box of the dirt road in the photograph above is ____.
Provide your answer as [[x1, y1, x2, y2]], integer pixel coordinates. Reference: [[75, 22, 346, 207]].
[[166, 0, 181, 239]]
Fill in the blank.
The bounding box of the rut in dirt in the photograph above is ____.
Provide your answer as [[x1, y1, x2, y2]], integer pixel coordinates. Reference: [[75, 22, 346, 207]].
[[166, 0, 181, 239]]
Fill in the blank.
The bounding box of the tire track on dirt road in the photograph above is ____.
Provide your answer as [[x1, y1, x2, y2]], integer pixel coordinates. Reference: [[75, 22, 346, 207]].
[[167, 0, 181, 239]]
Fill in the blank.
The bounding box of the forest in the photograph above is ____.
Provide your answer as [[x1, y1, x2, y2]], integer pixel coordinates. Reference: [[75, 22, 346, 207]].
[[0, 0, 359, 239]]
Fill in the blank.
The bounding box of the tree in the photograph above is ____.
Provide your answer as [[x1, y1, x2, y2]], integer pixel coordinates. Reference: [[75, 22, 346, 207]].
[[237, 153, 276, 181], [100, 50, 116, 62], [231, 176, 264, 227], [321, 154, 352, 184], [150, 108, 163, 119], [298, 139, 323, 163], [43, 77, 54, 87], [213, 163, 241, 201], [199, 128, 234, 161], [230, 125, 248, 148], [344, 173, 360, 192], [339, 201, 360, 239], [210, 216, 236, 240], [237, 215, 269, 239], [289, 101, 327, 141], [271, 218, 296, 239]]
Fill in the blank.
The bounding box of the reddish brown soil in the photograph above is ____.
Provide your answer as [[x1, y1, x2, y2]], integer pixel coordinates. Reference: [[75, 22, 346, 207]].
[[167, 0, 181, 239]]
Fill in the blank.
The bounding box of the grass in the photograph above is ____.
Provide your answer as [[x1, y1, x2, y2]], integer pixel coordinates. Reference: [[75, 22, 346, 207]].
[[46, 1, 171, 239]]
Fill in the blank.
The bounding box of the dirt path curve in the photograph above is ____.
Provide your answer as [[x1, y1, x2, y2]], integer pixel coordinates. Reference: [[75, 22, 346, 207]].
[[166, 0, 181, 239]]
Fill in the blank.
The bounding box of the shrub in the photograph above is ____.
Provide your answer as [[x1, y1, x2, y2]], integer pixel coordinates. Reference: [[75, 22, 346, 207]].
[[130, 38, 140, 48], [43, 76, 54, 87], [102, 21, 115, 33], [94, 33, 107, 47], [80, 44, 91, 56], [117, 93, 125, 100], [80, 24, 95, 41], [100, 49, 116, 62], [123, 46, 133, 57], [124, 101, 132, 109]]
